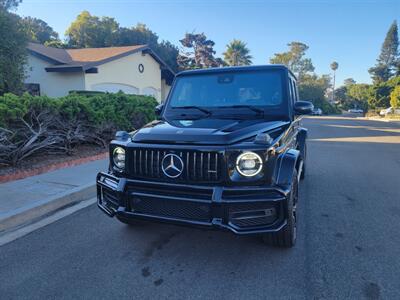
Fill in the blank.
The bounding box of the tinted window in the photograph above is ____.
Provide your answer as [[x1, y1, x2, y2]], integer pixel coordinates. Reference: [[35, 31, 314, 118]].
[[169, 71, 284, 108], [291, 78, 297, 102]]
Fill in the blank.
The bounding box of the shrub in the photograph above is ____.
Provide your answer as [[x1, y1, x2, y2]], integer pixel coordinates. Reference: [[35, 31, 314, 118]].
[[390, 85, 400, 109], [0, 92, 157, 166]]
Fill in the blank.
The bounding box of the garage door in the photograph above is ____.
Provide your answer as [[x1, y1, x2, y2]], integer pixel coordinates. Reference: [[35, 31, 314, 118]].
[[91, 83, 139, 94]]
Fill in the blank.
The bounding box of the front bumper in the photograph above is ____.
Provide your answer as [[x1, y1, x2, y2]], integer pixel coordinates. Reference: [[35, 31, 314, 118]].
[[96, 172, 290, 235]]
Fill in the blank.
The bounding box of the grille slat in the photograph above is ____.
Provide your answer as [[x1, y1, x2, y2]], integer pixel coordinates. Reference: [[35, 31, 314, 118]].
[[139, 150, 142, 175], [128, 148, 221, 183]]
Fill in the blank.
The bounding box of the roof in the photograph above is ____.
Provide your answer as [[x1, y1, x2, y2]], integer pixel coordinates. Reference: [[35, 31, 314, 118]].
[[177, 65, 296, 80], [27, 43, 175, 82], [27, 42, 73, 64], [66, 45, 146, 62]]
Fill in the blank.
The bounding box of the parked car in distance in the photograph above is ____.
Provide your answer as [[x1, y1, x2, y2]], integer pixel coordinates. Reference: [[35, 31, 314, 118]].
[[312, 108, 322, 115], [348, 108, 363, 113], [97, 65, 314, 248], [379, 107, 400, 116], [380, 107, 392, 116]]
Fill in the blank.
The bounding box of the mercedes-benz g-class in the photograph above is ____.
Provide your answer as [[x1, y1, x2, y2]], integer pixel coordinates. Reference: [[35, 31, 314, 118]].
[[97, 65, 313, 247]]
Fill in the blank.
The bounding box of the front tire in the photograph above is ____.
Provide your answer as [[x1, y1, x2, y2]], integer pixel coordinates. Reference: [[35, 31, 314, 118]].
[[262, 169, 298, 248]]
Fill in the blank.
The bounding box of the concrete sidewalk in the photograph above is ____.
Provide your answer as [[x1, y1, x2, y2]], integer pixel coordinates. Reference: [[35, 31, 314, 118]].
[[0, 159, 108, 234]]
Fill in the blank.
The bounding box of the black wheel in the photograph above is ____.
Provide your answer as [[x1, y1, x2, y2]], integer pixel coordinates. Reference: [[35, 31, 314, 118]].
[[262, 169, 298, 248], [300, 143, 306, 180]]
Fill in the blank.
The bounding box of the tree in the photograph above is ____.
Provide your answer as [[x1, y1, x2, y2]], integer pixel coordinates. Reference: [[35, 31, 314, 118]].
[[390, 85, 400, 108], [65, 11, 119, 48], [334, 86, 348, 105], [347, 84, 370, 111], [330, 61, 339, 102], [44, 40, 67, 49], [223, 39, 252, 66], [366, 75, 400, 109], [65, 13, 179, 72], [270, 42, 314, 81], [0, 0, 21, 10], [115, 23, 179, 72], [0, 9, 27, 95], [20, 17, 59, 44], [177, 32, 218, 70], [116, 23, 158, 48], [298, 74, 339, 114], [155, 40, 179, 73], [344, 78, 356, 86], [369, 21, 399, 83]]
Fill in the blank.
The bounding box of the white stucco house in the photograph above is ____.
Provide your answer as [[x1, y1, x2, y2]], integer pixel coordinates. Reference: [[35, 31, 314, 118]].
[[25, 43, 175, 102]]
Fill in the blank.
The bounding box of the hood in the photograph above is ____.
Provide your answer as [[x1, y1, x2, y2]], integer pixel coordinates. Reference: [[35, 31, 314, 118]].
[[131, 118, 289, 145]]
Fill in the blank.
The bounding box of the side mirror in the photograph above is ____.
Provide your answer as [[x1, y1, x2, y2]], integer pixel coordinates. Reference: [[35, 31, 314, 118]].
[[155, 103, 164, 118], [294, 101, 314, 115]]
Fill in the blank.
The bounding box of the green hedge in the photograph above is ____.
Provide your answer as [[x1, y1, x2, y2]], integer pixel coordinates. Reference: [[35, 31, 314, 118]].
[[0, 92, 157, 129], [0, 92, 158, 166]]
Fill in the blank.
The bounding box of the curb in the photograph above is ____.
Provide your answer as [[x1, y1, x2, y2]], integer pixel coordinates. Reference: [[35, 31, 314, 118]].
[[0, 183, 96, 234], [0, 152, 108, 184], [359, 117, 400, 124]]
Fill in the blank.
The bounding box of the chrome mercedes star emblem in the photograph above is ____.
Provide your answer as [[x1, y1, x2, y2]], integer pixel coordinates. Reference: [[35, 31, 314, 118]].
[[161, 154, 184, 178]]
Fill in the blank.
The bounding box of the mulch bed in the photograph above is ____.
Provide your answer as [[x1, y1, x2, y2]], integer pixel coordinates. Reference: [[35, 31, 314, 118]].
[[0, 145, 108, 184]]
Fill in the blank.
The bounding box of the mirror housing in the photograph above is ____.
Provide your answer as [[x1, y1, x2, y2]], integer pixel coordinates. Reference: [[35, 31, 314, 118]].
[[155, 103, 164, 118], [294, 101, 314, 115]]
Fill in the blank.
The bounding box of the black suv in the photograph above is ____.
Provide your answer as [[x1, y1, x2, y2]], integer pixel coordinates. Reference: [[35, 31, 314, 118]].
[[97, 65, 313, 247]]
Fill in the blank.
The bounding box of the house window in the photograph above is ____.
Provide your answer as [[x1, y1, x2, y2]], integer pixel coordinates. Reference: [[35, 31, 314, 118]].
[[24, 83, 40, 96]]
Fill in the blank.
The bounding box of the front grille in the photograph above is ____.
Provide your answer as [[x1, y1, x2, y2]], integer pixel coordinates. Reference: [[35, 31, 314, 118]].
[[128, 148, 222, 183], [127, 181, 213, 200], [131, 196, 211, 222]]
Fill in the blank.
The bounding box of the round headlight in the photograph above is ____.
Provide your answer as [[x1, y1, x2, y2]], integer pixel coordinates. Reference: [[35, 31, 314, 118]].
[[236, 152, 263, 177], [113, 147, 125, 169]]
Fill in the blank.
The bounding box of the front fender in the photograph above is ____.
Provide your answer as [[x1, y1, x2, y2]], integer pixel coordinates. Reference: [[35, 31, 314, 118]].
[[275, 149, 300, 188], [297, 127, 308, 156]]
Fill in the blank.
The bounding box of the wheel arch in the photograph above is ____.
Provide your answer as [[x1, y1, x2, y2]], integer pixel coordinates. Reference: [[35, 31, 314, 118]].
[[275, 148, 301, 188], [297, 127, 308, 156]]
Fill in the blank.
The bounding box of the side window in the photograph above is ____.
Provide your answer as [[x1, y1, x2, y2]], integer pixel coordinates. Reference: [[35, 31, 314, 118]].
[[290, 79, 297, 102], [292, 80, 298, 101], [288, 79, 295, 106]]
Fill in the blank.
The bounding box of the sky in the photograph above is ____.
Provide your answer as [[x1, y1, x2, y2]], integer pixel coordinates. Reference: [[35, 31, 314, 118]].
[[15, 0, 400, 86]]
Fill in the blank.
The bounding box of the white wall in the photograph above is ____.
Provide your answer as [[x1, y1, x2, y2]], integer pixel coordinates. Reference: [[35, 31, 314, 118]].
[[161, 79, 172, 102], [24, 54, 85, 97], [84, 52, 162, 102]]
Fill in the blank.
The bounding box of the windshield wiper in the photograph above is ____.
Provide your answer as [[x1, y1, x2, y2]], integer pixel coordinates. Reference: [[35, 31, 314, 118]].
[[172, 106, 211, 116], [216, 105, 264, 115]]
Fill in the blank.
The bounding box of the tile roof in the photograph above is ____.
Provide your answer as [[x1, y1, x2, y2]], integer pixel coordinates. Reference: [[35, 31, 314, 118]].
[[27, 43, 147, 64], [27, 42, 73, 64], [66, 45, 147, 62]]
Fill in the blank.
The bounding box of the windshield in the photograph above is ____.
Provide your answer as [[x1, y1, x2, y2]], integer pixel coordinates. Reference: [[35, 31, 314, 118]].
[[167, 70, 286, 118]]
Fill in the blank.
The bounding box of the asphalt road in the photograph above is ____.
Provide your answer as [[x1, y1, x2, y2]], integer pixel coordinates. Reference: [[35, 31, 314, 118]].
[[1, 116, 400, 299]]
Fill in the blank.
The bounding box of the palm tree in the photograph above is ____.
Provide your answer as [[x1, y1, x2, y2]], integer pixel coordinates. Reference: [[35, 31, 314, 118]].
[[223, 40, 252, 66], [330, 61, 339, 102]]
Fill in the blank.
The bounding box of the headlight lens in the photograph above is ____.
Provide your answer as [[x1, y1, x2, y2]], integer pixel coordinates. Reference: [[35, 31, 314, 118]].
[[113, 147, 125, 169], [236, 152, 263, 177]]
